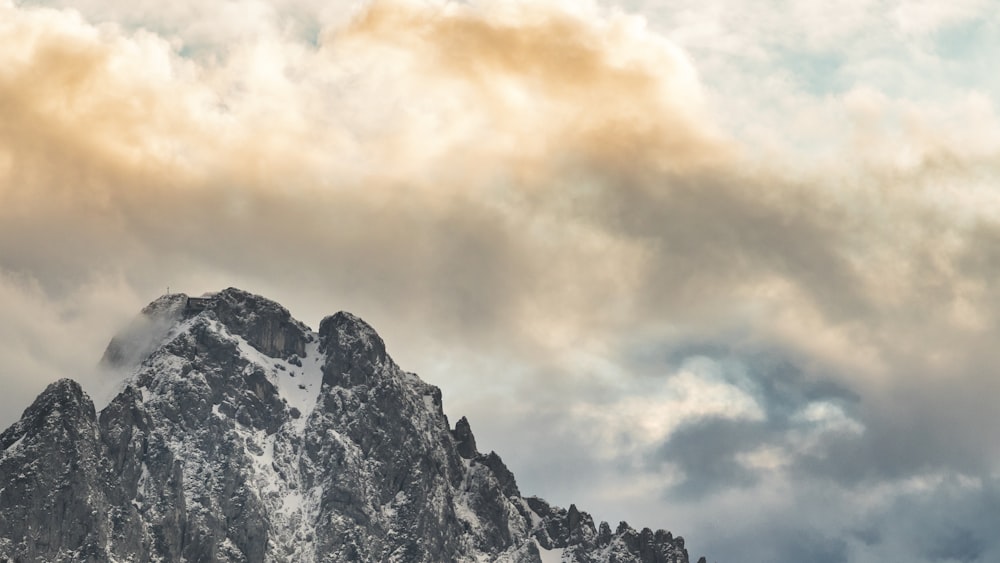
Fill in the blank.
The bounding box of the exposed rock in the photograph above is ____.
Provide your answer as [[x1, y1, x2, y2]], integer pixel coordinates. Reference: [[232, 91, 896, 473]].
[[0, 380, 126, 562], [453, 416, 478, 460], [0, 289, 704, 563], [318, 310, 388, 388], [211, 287, 309, 359]]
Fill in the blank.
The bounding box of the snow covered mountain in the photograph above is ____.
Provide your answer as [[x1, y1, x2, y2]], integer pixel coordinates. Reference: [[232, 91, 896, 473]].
[[0, 288, 704, 563]]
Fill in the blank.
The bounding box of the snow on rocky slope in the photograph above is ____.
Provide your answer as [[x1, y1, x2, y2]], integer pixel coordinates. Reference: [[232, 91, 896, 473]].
[[0, 288, 704, 563]]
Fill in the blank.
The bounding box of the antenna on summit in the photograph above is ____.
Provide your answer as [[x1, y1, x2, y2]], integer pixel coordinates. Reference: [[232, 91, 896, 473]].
[[167, 286, 170, 295]]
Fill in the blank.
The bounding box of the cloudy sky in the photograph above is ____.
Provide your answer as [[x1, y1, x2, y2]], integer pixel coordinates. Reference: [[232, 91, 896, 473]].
[[3, 0, 1000, 560]]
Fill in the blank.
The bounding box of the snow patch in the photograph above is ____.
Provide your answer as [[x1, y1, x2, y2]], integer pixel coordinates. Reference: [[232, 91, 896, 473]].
[[536, 541, 565, 563], [455, 458, 485, 535], [2, 433, 26, 459], [218, 323, 324, 435], [518, 497, 543, 530], [275, 339, 324, 433], [422, 394, 437, 413]]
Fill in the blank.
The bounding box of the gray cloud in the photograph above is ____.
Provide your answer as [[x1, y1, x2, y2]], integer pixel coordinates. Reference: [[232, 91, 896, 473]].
[[657, 417, 763, 498], [640, 347, 861, 496], [776, 531, 849, 563], [4, 2, 1000, 562]]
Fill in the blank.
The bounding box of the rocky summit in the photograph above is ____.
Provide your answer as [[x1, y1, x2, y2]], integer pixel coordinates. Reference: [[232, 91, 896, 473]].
[[0, 288, 705, 563]]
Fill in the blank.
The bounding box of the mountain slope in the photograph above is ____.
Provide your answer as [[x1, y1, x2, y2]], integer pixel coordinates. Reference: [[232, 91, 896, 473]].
[[0, 288, 704, 563]]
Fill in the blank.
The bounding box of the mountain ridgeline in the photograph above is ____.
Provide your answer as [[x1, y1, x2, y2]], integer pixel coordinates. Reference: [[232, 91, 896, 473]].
[[0, 288, 704, 562]]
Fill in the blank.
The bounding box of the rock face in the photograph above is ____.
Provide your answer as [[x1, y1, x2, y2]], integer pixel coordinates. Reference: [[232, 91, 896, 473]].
[[0, 288, 701, 562]]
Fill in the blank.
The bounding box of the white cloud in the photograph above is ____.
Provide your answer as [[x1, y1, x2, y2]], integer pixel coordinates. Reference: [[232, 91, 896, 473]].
[[568, 357, 765, 459], [891, 0, 990, 36], [5, 1, 1000, 561]]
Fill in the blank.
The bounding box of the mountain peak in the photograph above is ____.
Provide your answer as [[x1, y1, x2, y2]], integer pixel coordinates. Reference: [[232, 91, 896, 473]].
[[102, 294, 188, 368], [209, 288, 311, 360], [318, 310, 384, 354], [140, 292, 189, 317], [318, 310, 390, 388], [104, 288, 311, 369], [453, 415, 479, 459], [0, 379, 95, 453], [0, 289, 702, 563], [24, 378, 95, 428]]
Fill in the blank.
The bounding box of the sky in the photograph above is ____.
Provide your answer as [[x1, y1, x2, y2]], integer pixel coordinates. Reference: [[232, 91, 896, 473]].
[[2, 0, 1000, 561]]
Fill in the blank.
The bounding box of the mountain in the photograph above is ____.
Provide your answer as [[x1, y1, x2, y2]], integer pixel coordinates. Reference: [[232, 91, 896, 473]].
[[0, 288, 705, 563]]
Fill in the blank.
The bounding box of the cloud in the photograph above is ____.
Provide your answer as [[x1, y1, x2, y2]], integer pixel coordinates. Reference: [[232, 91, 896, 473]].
[[336, 0, 726, 168], [0, 271, 144, 413], [0, 0, 750, 370], [634, 350, 864, 498], [4, 1, 1000, 561]]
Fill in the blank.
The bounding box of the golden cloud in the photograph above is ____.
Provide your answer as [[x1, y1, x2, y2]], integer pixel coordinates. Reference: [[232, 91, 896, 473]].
[[3, 0, 1000, 437]]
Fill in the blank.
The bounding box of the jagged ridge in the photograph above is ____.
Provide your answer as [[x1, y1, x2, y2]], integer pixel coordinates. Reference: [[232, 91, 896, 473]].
[[0, 288, 703, 563]]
